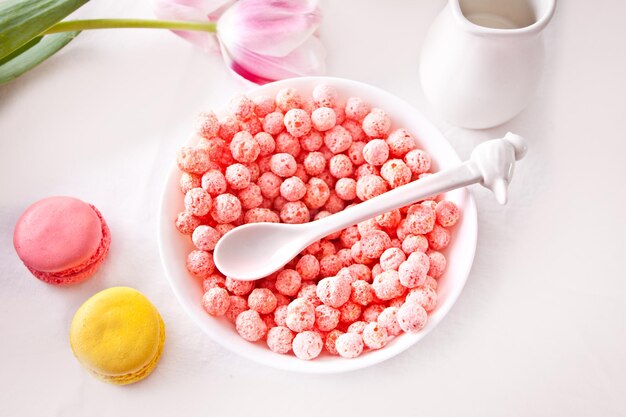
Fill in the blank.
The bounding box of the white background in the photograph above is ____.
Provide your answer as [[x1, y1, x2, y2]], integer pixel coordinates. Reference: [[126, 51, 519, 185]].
[[1, 1, 625, 416]]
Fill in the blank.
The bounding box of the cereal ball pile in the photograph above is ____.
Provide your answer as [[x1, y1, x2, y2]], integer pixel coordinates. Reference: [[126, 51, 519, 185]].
[[175, 84, 462, 360]]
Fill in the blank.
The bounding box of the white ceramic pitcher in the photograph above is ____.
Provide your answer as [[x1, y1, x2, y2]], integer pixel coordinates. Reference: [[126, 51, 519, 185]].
[[420, 0, 556, 129]]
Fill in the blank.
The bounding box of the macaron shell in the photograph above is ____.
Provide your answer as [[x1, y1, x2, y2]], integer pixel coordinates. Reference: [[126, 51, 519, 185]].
[[70, 287, 165, 383], [14, 196, 103, 272]]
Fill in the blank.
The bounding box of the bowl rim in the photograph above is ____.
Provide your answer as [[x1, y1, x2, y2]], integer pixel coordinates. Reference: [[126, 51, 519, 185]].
[[157, 76, 478, 374]]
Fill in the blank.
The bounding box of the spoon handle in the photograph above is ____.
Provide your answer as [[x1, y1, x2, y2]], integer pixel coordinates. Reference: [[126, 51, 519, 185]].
[[307, 161, 482, 239]]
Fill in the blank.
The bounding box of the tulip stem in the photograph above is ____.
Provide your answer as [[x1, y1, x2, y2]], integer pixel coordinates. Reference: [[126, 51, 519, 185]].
[[44, 19, 217, 35]]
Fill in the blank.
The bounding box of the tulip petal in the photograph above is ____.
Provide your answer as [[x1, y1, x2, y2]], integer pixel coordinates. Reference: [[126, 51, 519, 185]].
[[220, 35, 325, 84], [154, 0, 234, 51], [217, 0, 322, 57]]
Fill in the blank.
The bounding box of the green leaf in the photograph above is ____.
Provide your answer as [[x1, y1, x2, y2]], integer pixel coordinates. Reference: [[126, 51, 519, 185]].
[[0, 0, 89, 60], [0, 36, 43, 66], [0, 31, 79, 85]]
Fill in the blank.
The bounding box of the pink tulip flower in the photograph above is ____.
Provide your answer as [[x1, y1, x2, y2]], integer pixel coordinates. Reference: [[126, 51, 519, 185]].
[[155, 0, 325, 84]]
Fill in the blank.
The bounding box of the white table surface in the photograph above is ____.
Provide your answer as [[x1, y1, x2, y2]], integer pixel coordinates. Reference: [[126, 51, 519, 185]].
[[1, 1, 625, 416]]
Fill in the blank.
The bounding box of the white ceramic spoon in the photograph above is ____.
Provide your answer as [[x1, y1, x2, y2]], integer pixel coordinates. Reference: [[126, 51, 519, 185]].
[[214, 133, 527, 281]]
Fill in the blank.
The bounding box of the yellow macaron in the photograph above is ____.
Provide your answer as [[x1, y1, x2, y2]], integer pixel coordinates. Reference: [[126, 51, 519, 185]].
[[70, 287, 165, 385]]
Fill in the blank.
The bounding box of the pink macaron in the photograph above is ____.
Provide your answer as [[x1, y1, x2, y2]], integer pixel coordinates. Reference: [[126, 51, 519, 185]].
[[13, 196, 111, 285]]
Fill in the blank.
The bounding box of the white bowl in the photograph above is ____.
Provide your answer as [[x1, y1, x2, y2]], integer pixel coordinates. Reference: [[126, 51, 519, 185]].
[[158, 76, 477, 373]]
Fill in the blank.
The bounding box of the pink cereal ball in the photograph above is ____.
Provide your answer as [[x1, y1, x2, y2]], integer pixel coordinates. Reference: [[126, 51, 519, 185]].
[[229, 95, 255, 120], [406, 286, 438, 312], [275, 132, 302, 157], [275, 87, 302, 112], [427, 250, 447, 278], [335, 332, 364, 359], [244, 208, 280, 224], [275, 269, 302, 296], [362, 108, 391, 138], [424, 276, 438, 290], [348, 263, 372, 283], [293, 164, 309, 183], [325, 329, 344, 355], [340, 226, 360, 248], [303, 178, 330, 209], [225, 276, 255, 296], [237, 184, 263, 210], [350, 280, 374, 306], [436, 200, 460, 227], [192, 225, 220, 251], [397, 302, 428, 333], [381, 159, 412, 188], [273, 305, 288, 326], [210, 193, 242, 224], [333, 106, 346, 124], [238, 112, 262, 134], [280, 176, 307, 202], [186, 250, 214, 278], [426, 224, 451, 250], [226, 295, 248, 322], [198, 137, 227, 162], [316, 276, 351, 308], [339, 301, 362, 323], [201, 170, 227, 196], [372, 263, 384, 278], [224, 163, 251, 190], [298, 284, 322, 307], [319, 254, 343, 277], [406, 203, 436, 235], [356, 175, 388, 201], [324, 192, 346, 214], [404, 149, 431, 175], [296, 254, 321, 280], [262, 111, 285, 135], [312, 84, 339, 107], [247, 162, 261, 183], [380, 247, 407, 271], [202, 287, 230, 316], [363, 139, 390, 166], [184, 188, 212, 216], [266, 326, 294, 354], [377, 307, 402, 336], [215, 223, 235, 236], [342, 119, 367, 142], [231, 131, 260, 163], [323, 125, 353, 154], [358, 217, 380, 235], [247, 288, 278, 314], [376, 209, 402, 228], [335, 178, 357, 201], [315, 305, 341, 332], [175, 211, 201, 235], [218, 115, 239, 141], [311, 107, 337, 131], [253, 94, 275, 117], [202, 274, 226, 291], [286, 298, 316, 332], [316, 170, 336, 189], [292, 330, 323, 360], [402, 234, 429, 254], [398, 252, 430, 288], [345, 97, 371, 121], [303, 152, 326, 176], [386, 128, 418, 158], [300, 131, 324, 152], [257, 172, 282, 199], [372, 270, 405, 300], [336, 248, 352, 266], [350, 241, 370, 265], [284, 109, 312, 138], [254, 132, 276, 157], [362, 322, 388, 349], [348, 141, 366, 165], [196, 111, 219, 138], [347, 321, 367, 334], [328, 154, 354, 179], [362, 304, 385, 322], [273, 196, 288, 211], [270, 153, 298, 178], [236, 310, 267, 341], [336, 267, 355, 285], [177, 146, 210, 174], [360, 230, 392, 259], [280, 201, 310, 224], [355, 163, 379, 180], [180, 172, 201, 194]]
